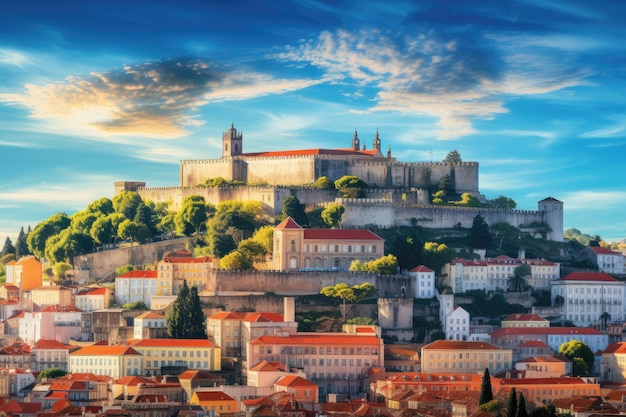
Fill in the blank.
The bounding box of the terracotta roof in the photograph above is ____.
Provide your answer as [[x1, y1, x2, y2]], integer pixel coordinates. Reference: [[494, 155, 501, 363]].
[[588, 246, 621, 255], [275, 217, 302, 230], [274, 375, 317, 387], [503, 313, 548, 322], [250, 334, 381, 345], [602, 342, 626, 354], [177, 370, 222, 381], [135, 312, 166, 320], [518, 340, 550, 348], [490, 327, 604, 338], [409, 265, 433, 273], [249, 361, 287, 372], [557, 271, 619, 282], [128, 339, 214, 348], [243, 147, 379, 159], [115, 376, 152, 386], [303, 229, 383, 241], [423, 340, 501, 350], [193, 391, 235, 401], [208, 311, 284, 322], [117, 270, 157, 278], [518, 356, 565, 363], [41, 304, 83, 313], [34, 339, 71, 350], [1, 284, 19, 291], [496, 377, 587, 385], [70, 345, 141, 356], [162, 256, 212, 264]]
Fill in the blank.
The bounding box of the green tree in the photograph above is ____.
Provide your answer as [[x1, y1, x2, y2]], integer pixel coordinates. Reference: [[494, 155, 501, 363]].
[[438, 174, 454, 195], [444, 150, 462, 164], [15, 227, 30, 258], [1, 237, 15, 257], [52, 262, 73, 282], [553, 294, 564, 308], [489, 195, 517, 209], [350, 255, 399, 275], [421, 242, 453, 275], [479, 399, 502, 414], [507, 387, 517, 417], [112, 191, 143, 219], [470, 214, 492, 249], [123, 301, 148, 310], [116, 264, 135, 276], [281, 196, 309, 227], [237, 239, 267, 263], [346, 317, 377, 325], [515, 393, 528, 417], [118, 220, 150, 244], [134, 202, 157, 236], [251, 226, 273, 254], [220, 250, 253, 270], [27, 213, 71, 259], [311, 176, 335, 190], [205, 201, 265, 258], [320, 282, 375, 320], [508, 264, 530, 292], [44, 229, 93, 264], [167, 281, 206, 338], [559, 340, 594, 376], [86, 197, 115, 216], [90, 214, 119, 245], [175, 195, 213, 236], [479, 368, 493, 405], [334, 175, 367, 198], [321, 203, 345, 228], [38, 368, 67, 380], [390, 234, 422, 270]]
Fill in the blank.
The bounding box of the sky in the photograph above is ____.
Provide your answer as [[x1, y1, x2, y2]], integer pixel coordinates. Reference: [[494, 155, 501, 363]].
[[1, 0, 625, 245]]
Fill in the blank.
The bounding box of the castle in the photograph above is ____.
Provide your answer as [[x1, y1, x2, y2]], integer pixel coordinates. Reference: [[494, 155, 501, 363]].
[[116, 124, 563, 241]]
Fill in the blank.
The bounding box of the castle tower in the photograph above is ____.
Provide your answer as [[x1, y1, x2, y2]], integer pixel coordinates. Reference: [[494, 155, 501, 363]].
[[387, 144, 392, 158], [352, 129, 360, 151], [373, 129, 381, 151], [538, 197, 564, 242], [222, 123, 243, 157]]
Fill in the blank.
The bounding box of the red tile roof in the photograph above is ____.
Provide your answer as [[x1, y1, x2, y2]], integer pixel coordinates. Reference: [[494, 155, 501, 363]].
[[409, 265, 434, 273], [275, 217, 302, 229], [41, 304, 83, 313], [34, 339, 71, 350], [250, 334, 381, 346], [135, 311, 166, 320], [193, 391, 235, 401], [128, 339, 215, 348], [163, 256, 212, 264], [502, 313, 548, 322], [117, 270, 157, 278], [249, 361, 287, 372], [557, 271, 618, 282], [208, 311, 284, 322], [423, 340, 501, 350], [517, 340, 550, 348], [274, 375, 317, 387], [589, 246, 621, 255], [495, 377, 587, 385], [243, 148, 379, 159], [70, 345, 141, 356], [602, 342, 626, 354], [303, 229, 383, 241]]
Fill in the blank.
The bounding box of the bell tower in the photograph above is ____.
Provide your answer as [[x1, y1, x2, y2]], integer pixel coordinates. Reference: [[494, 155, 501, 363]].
[[352, 129, 360, 151], [222, 123, 243, 157], [373, 129, 381, 151]]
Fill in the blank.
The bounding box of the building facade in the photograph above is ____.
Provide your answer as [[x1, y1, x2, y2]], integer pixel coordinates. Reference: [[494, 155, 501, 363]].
[[115, 270, 157, 308], [408, 265, 436, 299], [273, 217, 385, 271], [157, 251, 213, 296], [420, 340, 513, 374], [127, 339, 221, 376], [579, 246, 625, 274]]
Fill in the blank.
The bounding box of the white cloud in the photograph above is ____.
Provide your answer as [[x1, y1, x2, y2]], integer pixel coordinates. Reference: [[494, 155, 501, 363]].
[[558, 190, 626, 211], [279, 29, 589, 140], [0, 49, 32, 68]]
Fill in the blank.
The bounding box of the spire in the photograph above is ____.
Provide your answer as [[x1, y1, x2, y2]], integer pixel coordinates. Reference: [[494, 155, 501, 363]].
[[352, 129, 360, 151], [387, 144, 392, 158], [373, 129, 381, 151]]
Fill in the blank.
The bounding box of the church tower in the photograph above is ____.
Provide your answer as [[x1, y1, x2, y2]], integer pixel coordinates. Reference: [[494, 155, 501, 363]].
[[222, 124, 243, 157], [373, 130, 381, 151], [352, 130, 360, 151]]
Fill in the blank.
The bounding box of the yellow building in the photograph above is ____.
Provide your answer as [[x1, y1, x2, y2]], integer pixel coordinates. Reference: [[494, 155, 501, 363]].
[[420, 340, 513, 374], [493, 376, 600, 406], [273, 217, 385, 271], [5, 256, 42, 292], [157, 251, 213, 296], [29, 285, 73, 308], [69, 345, 143, 378], [127, 339, 221, 376], [190, 390, 239, 414]]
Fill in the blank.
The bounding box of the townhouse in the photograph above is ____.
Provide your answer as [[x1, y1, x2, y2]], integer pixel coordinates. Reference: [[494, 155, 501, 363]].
[[29, 285, 73, 308], [441, 255, 560, 293], [408, 265, 436, 299], [157, 250, 213, 296], [248, 331, 384, 399], [127, 339, 221, 376], [578, 246, 625, 274], [31, 339, 73, 371], [272, 217, 385, 271], [18, 304, 82, 344], [5, 256, 43, 292], [550, 271, 625, 327], [492, 376, 600, 406], [74, 287, 112, 312], [489, 327, 609, 353], [114, 270, 157, 308], [420, 340, 513, 374], [69, 345, 143, 378]]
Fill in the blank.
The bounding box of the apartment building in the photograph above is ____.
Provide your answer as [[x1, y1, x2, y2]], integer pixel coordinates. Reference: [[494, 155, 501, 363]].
[[157, 251, 213, 296], [550, 271, 625, 327], [114, 270, 157, 308], [69, 345, 143, 378], [420, 340, 513, 374], [273, 217, 385, 271], [248, 332, 384, 398], [127, 339, 221, 376]]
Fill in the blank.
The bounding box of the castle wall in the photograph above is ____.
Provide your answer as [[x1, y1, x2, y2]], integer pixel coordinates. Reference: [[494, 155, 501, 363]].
[[245, 157, 317, 185], [180, 159, 233, 187]]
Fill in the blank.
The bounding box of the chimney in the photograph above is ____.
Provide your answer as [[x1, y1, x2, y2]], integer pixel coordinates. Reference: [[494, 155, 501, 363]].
[[283, 297, 295, 323]]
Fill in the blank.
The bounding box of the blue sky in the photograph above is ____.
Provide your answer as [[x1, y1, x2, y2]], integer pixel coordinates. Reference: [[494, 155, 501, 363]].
[[1, 0, 625, 244]]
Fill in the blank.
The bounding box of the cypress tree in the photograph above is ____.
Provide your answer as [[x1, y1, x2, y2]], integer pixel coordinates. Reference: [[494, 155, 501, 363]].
[[515, 393, 528, 417], [1, 237, 15, 257], [187, 286, 207, 339], [15, 227, 30, 258], [507, 387, 517, 417], [479, 368, 493, 405], [167, 281, 206, 339]]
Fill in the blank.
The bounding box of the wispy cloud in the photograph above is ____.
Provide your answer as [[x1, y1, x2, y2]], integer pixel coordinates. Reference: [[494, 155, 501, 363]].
[[559, 190, 626, 211], [0, 58, 317, 140], [278, 29, 589, 139], [0, 48, 32, 68]]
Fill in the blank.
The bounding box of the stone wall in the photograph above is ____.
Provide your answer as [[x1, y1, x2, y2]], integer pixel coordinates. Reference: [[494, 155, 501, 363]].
[[73, 237, 194, 280]]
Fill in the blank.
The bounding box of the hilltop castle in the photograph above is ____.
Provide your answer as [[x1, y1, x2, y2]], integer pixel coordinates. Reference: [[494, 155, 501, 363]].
[[116, 124, 563, 241]]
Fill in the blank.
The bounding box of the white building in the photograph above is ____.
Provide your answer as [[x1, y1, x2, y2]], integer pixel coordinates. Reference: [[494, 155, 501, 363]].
[[114, 270, 157, 308], [579, 246, 625, 275], [74, 287, 112, 312], [551, 272, 625, 327], [133, 311, 167, 339], [408, 265, 436, 299], [441, 255, 560, 293], [444, 306, 470, 341], [18, 305, 82, 345]]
